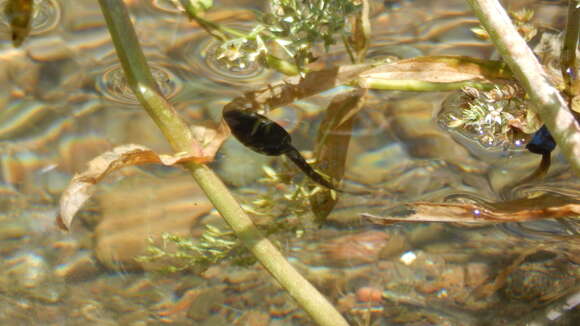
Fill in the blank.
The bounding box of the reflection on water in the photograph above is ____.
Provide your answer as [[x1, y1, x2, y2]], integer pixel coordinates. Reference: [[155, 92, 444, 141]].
[[181, 34, 278, 87], [95, 62, 183, 105], [0, 0, 578, 325]]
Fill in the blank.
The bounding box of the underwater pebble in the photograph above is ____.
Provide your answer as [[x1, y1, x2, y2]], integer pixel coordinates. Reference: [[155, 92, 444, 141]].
[[378, 233, 409, 258], [0, 252, 65, 303], [187, 288, 226, 321], [268, 292, 298, 318], [349, 143, 411, 184], [27, 36, 72, 62], [465, 262, 489, 288], [116, 309, 150, 326], [54, 251, 101, 282], [94, 176, 213, 271], [0, 220, 29, 240], [225, 269, 256, 284], [390, 97, 483, 169], [356, 287, 383, 303], [408, 223, 447, 247], [502, 259, 578, 303], [487, 153, 544, 193], [439, 265, 466, 290], [321, 230, 390, 266], [200, 315, 229, 326], [235, 310, 270, 326], [3, 252, 49, 288]]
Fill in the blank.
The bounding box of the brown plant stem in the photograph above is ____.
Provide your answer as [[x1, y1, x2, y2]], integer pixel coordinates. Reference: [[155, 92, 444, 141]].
[[561, 0, 580, 96], [97, 1, 349, 325], [466, 0, 580, 175]]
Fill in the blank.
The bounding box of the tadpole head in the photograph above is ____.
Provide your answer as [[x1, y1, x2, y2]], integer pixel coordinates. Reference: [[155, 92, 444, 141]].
[[526, 125, 555, 155], [224, 109, 292, 156]]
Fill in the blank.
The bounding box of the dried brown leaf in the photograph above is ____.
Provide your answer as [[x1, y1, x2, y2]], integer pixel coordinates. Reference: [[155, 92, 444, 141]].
[[363, 194, 580, 225], [223, 63, 375, 113], [190, 119, 230, 161], [57, 121, 228, 231], [359, 56, 512, 86]]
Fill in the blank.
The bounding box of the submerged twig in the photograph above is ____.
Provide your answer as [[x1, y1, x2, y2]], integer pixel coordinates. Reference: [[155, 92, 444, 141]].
[[466, 0, 580, 175], [96, 1, 350, 326]]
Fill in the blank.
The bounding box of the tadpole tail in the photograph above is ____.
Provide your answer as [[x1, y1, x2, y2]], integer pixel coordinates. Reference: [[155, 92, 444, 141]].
[[284, 147, 342, 193]]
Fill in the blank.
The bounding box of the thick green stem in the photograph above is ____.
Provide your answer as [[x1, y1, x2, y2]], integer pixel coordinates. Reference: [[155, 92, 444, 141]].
[[97, 1, 349, 325], [466, 0, 580, 175]]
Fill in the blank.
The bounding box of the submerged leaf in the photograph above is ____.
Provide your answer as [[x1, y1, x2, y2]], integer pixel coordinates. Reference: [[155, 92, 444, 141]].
[[57, 123, 228, 231], [359, 56, 512, 87], [309, 88, 367, 223], [4, 0, 33, 47], [363, 193, 580, 225]]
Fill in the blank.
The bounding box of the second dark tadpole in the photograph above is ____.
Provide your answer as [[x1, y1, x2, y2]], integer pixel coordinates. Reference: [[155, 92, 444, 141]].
[[223, 109, 340, 191], [526, 125, 556, 156]]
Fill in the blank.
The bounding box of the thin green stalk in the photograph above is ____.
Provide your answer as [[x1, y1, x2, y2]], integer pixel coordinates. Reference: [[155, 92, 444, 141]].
[[97, 1, 349, 325], [358, 78, 495, 91], [561, 0, 580, 96], [264, 54, 301, 76], [467, 0, 580, 176]]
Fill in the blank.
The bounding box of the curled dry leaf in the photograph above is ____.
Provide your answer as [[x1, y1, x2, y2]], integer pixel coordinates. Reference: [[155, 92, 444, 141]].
[[57, 121, 229, 231], [359, 56, 513, 86], [363, 193, 580, 225]]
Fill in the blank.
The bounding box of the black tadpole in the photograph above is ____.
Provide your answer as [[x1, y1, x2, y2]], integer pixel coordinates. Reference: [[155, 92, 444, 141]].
[[526, 125, 556, 156], [525, 124, 555, 180], [224, 109, 292, 156], [501, 124, 556, 199], [223, 109, 340, 191]]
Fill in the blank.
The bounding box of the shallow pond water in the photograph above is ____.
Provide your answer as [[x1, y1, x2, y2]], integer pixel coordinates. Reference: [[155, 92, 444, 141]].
[[0, 0, 578, 325]]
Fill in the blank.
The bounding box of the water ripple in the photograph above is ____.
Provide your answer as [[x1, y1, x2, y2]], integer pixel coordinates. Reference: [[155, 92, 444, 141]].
[[95, 63, 182, 105], [181, 36, 276, 88]]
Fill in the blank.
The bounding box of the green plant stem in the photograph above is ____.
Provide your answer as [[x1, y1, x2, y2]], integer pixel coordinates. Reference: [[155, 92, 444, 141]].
[[467, 0, 580, 176], [264, 54, 301, 75], [561, 0, 580, 95], [358, 78, 495, 91], [97, 1, 349, 325]]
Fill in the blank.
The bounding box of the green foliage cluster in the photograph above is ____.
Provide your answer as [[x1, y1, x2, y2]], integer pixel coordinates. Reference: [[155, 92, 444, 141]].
[[261, 0, 360, 66], [204, 0, 361, 72], [137, 225, 255, 274]]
